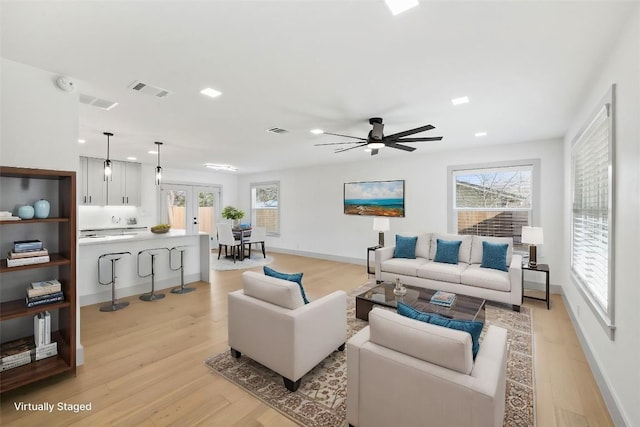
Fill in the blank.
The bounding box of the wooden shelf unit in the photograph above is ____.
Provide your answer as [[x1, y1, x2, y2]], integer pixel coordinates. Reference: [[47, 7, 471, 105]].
[[0, 166, 77, 393]]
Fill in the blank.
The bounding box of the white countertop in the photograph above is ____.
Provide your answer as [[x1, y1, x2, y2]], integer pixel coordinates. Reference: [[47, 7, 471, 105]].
[[78, 229, 204, 245]]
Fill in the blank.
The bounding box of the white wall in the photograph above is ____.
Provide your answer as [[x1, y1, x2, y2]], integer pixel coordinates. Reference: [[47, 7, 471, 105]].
[[0, 58, 79, 169], [237, 138, 565, 281], [562, 6, 640, 427]]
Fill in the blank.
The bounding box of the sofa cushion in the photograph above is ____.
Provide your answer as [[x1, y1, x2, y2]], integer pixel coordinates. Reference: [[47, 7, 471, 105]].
[[381, 257, 428, 276], [429, 233, 472, 263], [242, 271, 306, 309], [416, 261, 467, 284], [433, 239, 462, 264], [369, 307, 474, 374], [481, 241, 509, 272], [394, 235, 418, 259], [470, 235, 514, 265], [460, 264, 511, 291], [263, 266, 309, 304]]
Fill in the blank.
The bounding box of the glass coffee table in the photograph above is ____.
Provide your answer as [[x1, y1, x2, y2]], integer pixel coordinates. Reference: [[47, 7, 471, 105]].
[[355, 281, 486, 322]]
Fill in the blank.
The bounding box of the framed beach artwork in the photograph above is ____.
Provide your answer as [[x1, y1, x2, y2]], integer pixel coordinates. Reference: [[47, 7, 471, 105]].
[[343, 180, 405, 217]]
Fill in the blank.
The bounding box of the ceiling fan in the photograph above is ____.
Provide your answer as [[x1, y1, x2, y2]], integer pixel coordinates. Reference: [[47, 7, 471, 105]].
[[314, 117, 443, 156]]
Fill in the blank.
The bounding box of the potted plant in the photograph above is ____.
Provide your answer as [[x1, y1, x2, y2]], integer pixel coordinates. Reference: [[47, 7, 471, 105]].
[[222, 206, 245, 228]]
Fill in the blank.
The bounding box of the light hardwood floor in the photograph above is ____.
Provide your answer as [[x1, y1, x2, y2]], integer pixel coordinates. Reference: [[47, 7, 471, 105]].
[[1, 253, 613, 426]]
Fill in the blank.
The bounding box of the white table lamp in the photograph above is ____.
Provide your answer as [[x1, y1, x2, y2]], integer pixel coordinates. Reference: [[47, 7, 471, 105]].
[[373, 217, 390, 246], [522, 226, 544, 268]]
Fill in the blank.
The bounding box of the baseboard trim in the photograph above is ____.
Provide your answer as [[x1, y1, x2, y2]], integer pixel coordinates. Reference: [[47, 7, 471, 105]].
[[561, 291, 628, 427], [267, 247, 364, 266]]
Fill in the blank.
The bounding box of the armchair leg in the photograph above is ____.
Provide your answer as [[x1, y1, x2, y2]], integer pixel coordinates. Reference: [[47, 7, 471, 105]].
[[512, 305, 521, 312], [283, 377, 301, 392], [337, 343, 345, 351], [230, 348, 241, 358], [218, 245, 222, 259]]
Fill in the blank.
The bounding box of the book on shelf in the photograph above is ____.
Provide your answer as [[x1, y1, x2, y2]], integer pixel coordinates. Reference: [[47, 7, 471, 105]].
[[13, 240, 43, 253], [44, 311, 51, 345], [26, 293, 64, 308], [6, 255, 50, 267], [430, 291, 456, 307], [34, 342, 58, 361], [1, 356, 31, 371], [1, 216, 21, 221], [8, 248, 49, 259], [1, 337, 35, 362], [27, 280, 62, 298], [27, 291, 64, 303], [34, 313, 46, 347]]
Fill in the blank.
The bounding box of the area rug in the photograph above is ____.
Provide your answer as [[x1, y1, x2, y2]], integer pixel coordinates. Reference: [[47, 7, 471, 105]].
[[204, 298, 535, 427], [210, 254, 274, 271]]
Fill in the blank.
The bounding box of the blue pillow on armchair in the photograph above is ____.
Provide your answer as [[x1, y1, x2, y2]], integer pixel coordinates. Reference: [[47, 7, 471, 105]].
[[263, 266, 309, 304], [393, 235, 418, 259]]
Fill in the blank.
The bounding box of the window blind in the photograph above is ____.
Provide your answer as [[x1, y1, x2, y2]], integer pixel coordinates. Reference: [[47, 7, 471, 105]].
[[571, 104, 611, 312]]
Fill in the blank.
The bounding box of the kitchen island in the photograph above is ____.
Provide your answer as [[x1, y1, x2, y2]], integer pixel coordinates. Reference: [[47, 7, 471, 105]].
[[78, 229, 209, 306]]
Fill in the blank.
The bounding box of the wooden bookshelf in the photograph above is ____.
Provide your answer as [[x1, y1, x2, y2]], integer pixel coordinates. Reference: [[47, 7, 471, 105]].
[[0, 166, 76, 393]]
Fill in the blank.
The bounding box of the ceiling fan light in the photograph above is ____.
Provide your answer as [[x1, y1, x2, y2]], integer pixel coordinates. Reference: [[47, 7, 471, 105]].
[[368, 142, 385, 149], [310, 129, 324, 135]]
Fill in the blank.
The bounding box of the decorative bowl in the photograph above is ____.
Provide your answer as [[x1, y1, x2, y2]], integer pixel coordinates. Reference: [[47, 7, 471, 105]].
[[151, 228, 170, 234]]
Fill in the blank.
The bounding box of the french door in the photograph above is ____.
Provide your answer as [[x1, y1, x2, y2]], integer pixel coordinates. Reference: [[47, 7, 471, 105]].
[[159, 184, 221, 243]]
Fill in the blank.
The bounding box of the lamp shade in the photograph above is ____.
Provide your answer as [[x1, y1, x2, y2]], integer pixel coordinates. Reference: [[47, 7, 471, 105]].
[[521, 226, 544, 245], [373, 217, 390, 232]]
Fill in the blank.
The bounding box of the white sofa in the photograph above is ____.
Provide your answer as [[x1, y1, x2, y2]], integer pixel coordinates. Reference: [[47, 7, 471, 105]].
[[375, 233, 522, 311], [347, 308, 508, 427], [228, 271, 347, 391]]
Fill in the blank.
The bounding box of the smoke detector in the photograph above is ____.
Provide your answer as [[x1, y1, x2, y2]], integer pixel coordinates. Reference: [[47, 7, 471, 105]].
[[55, 76, 76, 92]]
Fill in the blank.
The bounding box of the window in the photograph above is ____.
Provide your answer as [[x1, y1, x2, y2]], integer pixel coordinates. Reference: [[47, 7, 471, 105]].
[[250, 181, 280, 235], [570, 86, 615, 338], [449, 161, 539, 252]]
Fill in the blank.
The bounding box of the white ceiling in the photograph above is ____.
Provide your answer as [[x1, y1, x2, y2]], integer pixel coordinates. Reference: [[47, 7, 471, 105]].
[[1, 1, 635, 174]]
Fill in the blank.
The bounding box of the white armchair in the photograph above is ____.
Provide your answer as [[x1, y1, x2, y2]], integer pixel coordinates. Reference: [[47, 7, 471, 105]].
[[347, 308, 507, 427], [228, 271, 347, 391]]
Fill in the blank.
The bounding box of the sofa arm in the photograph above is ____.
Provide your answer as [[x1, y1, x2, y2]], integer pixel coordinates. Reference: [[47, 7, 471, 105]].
[[470, 325, 508, 427], [291, 291, 347, 380], [509, 254, 523, 304], [374, 246, 395, 281], [347, 327, 370, 427]]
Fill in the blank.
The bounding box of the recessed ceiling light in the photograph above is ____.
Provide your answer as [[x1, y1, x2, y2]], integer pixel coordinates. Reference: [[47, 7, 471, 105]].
[[200, 87, 222, 98], [474, 132, 487, 137], [205, 163, 238, 172], [364, 148, 372, 152], [148, 150, 158, 155], [451, 96, 470, 106], [310, 129, 324, 135], [127, 156, 137, 160], [78, 139, 86, 144], [385, 0, 419, 16]]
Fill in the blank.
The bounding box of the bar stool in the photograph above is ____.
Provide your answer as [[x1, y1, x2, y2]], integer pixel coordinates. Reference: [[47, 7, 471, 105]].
[[98, 251, 132, 312], [137, 248, 169, 301], [169, 245, 195, 294]]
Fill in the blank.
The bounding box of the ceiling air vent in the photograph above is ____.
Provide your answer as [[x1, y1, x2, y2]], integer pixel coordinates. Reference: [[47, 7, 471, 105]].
[[266, 127, 288, 134], [128, 80, 171, 98], [79, 93, 119, 110]]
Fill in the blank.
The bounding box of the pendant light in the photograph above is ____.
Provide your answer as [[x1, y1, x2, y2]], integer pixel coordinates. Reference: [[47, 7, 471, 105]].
[[154, 141, 163, 185], [103, 132, 113, 179]]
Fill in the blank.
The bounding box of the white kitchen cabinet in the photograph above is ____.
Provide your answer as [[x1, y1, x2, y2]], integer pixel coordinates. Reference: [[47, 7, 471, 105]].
[[106, 160, 141, 206], [79, 156, 106, 206]]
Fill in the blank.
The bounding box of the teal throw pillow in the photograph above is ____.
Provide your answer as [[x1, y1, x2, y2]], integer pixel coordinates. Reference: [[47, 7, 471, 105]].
[[393, 235, 418, 259], [481, 241, 509, 272], [263, 266, 309, 304], [397, 302, 483, 358], [433, 239, 462, 264]]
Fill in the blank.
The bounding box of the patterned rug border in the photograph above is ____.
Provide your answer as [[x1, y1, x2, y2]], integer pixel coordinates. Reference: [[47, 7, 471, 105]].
[[205, 291, 536, 427]]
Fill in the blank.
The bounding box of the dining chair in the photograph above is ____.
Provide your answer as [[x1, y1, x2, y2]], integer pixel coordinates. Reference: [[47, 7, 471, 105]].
[[244, 226, 267, 258], [217, 222, 243, 262]]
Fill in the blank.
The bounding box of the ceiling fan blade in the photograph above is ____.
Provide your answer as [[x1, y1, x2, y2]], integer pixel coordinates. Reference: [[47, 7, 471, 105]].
[[386, 142, 416, 152], [335, 143, 367, 153], [322, 132, 367, 141], [394, 136, 443, 142], [385, 124, 435, 140], [314, 141, 362, 146], [370, 149, 379, 156]]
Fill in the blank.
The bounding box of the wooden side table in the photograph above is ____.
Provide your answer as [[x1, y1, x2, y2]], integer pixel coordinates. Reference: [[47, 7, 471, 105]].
[[522, 263, 550, 309], [367, 245, 382, 275]]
